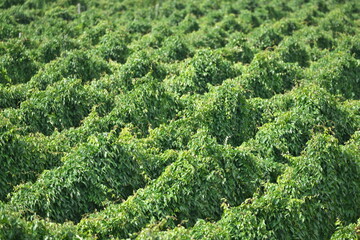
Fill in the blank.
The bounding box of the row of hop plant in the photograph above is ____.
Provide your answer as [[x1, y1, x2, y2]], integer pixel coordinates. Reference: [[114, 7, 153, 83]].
[[71, 85, 359, 239], [1, 83, 359, 238], [0, 33, 358, 212], [1, 0, 358, 86], [2, 33, 359, 137], [135, 132, 360, 240], [4, 79, 253, 219], [1, 6, 358, 94], [0, 0, 359, 238], [0, 116, 65, 200], [3, 34, 354, 214]]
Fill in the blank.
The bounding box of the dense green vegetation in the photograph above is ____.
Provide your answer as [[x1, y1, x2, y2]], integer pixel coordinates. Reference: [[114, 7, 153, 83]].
[[1, 0, 359, 239]]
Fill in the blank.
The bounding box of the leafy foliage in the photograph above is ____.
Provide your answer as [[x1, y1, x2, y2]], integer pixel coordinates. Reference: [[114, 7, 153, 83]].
[[240, 51, 301, 98], [0, 40, 38, 84], [77, 132, 262, 239], [0, 0, 359, 238], [28, 50, 110, 90]]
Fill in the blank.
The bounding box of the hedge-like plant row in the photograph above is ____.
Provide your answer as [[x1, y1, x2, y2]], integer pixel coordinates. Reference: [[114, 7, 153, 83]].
[[136, 132, 360, 239], [0, 0, 359, 239]]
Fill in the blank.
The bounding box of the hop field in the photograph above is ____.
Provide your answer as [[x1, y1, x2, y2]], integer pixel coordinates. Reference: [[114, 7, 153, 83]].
[[0, 0, 360, 239]]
